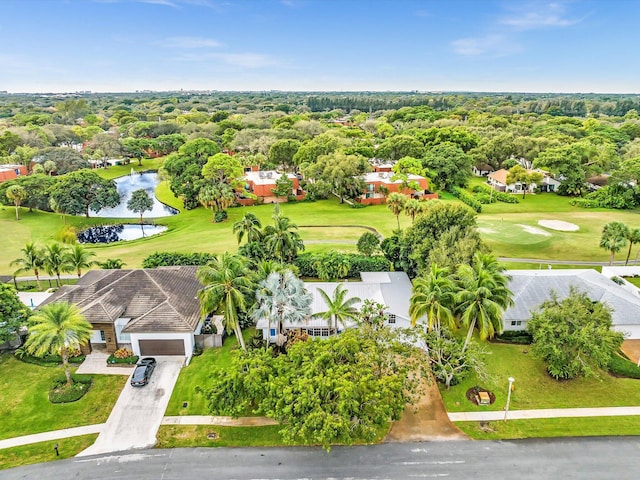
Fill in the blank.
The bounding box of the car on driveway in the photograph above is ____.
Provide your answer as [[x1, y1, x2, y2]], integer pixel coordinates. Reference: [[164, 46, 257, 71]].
[[130, 357, 157, 387]]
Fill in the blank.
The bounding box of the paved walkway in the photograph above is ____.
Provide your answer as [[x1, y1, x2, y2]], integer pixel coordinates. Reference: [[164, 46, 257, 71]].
[[448, 406, 640, 422], [0, 425, 104, 450], [162, 416, 278, 426], [75, 352, 137, 375]]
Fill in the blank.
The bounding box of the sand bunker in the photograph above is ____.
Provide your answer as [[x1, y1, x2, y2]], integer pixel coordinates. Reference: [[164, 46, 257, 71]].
[[538, 219, 580, 232], [478, 227, 498, 234], [517, 224, 551, 236]]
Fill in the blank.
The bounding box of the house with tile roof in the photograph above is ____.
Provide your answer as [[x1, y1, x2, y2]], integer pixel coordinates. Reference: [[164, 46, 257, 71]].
[[39, 267, 204, 359], [487, 168, 561, 193]]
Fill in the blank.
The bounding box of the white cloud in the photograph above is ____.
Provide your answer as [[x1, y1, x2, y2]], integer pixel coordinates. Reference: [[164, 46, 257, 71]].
[[500, 2, 580, 30], [164, 36, 223, 48], [451, 34, 521, 57]]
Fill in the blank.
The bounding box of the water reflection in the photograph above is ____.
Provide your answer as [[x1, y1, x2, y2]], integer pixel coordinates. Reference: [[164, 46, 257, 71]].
[[78, 224, 168, 243]]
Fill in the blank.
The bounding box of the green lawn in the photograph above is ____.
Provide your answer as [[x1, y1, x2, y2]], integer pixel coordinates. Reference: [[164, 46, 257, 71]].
[[440, 342, 640, 413], [93, 157, 165, 180], [456, 416, 640, 440], [156, 425, 286, 448], [165, 330, 254, 416], [0, 434, 98, 470], [0, 354, 126, 440]]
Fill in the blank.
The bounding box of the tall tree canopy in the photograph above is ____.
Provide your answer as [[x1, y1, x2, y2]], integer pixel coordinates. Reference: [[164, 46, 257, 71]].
[[48, 170, 120, 217]]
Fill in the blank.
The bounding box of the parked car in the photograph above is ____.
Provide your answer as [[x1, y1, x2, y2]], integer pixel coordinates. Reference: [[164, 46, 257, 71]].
[[130, 357, 157, 387]]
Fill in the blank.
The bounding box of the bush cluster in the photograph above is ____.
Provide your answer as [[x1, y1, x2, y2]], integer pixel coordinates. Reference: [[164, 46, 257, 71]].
[[294, 253, 390, 279], [142, 251, 216, 268], [570, 185, 638, 209], [608, 353, 640, 379], [15, 347, 85, 367], [107, 348, 138, 364], [49, 374, 93, 403], [493, 330, 533, 345], [473, 184, 519, 203], [451, 187, 482, 212]]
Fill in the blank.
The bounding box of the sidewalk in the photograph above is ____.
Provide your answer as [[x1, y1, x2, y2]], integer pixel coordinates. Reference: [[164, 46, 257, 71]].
[[162, 416, 278, 426], [448, 406, 640, 422], [0, 424, 104, 450]]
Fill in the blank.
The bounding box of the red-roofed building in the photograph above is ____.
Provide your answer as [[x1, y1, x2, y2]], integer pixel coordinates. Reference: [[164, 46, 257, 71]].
[[0, 164, 27, 182]]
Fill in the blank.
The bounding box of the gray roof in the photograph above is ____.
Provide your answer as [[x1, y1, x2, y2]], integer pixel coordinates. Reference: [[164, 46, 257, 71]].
[[40, 267, 202, 333], [505, 269, 640, 326]]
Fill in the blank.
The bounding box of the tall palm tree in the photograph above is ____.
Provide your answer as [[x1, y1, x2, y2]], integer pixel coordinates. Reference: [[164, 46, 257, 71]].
[[404, 198, 425, 224], [43, 243, 69, 287], [24, 302, 93, 387], [251, 270, 312, 346], [409, 263, 457, 331], [386, 192, 408, 230], [264, 211, 304, 263], [63, 244, 98, 278], [625, 227, 640, 265], [312, 283, 361, 332], [11, 242, 44, 290], [599, 221, 629, 265], [233, 212, 263, 244], [456, 253, 514, 351], [197, 253, 254, 350]]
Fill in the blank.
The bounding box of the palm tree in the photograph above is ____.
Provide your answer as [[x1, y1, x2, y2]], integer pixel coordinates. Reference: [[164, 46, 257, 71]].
[[264, 210, 304, 263], [24, 302, 93, 387], [386, 192, 408, 230], [403, 198, 425, 224], [43, 243, 69, 287], [197, 253, 254, 350], [199, 183, 235, 221], [98, 258, 126, 269], [409, 263, 457, 331], [11, 242, 45, 291], [64, 244, 98, 278], [233, 212, 263, 244], [312, 283, 361, 332], [251, 270, 312, 347], [625, 227, 640, 266], [6, 185, 27, 220], [456, 253, 514, 351], [600, 221, 629, 265], [252, 259, 295, 283]]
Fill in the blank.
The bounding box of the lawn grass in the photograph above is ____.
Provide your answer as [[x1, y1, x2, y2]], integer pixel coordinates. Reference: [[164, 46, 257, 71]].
[[0, 354, 126, 440], [455, 416, 640, 440], [156, 425, 286, 448], [440, 342, 640, 413], [93, 157, 165, 180], [0, 434, 98, 470], [165, 330, 255, 416], [624, 276, 640, 288]]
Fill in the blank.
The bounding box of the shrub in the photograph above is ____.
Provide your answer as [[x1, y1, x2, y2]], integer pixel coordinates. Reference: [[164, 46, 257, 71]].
[[142, 251, 217, 268], [293, 253, 390, 279], [493, 331, 533, 344], [114, 347, 134, 359], [192, 344, 204, 356], [473, 184, 519, 203], [570, 185, 638, 209], [475, 193, 494, 204], [608, 353, 640, 379], [451, 187, 482, 212], [107, 348, 138, 364], [214, 210, 228, 223], [15, 347, 85, 367], [49, 374, 93, 403]]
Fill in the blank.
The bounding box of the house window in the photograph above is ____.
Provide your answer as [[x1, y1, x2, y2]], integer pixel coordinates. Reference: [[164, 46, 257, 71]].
[[100, 330, 106, 341], [307, 328, 332, 337], [367, 184, 374, 191], [510, 321, 522, 326], [14, 169, 21, 176], [270, 328, 276, 336], [365, 192, 374, 198], [388, 314, 396, 324]]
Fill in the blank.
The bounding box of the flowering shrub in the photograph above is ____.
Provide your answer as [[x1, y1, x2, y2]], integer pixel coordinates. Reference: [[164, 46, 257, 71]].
[[114, 348, 134, 359]]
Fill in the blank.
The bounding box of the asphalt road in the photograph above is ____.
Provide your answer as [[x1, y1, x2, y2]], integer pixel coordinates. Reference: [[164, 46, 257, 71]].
[[3, 438, 640, 480]]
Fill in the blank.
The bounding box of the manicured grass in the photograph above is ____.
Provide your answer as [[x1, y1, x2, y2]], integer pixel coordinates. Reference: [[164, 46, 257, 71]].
[[0, 354, 126, 440], [93, 158, 165, 180], [456, 416, 640, 440], [440, 342, 640, 413], [0, 434, 98, 470], [156, 425, 286, 448], [624, 276, 640, 288], [165, 330, 255, 416]]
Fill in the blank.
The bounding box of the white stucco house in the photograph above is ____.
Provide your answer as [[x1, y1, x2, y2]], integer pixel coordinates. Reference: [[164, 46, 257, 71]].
[[504, 269, 640, 339], [39, 267, 204, 361], [255, 271, 414, 341], [488, 168, 561, 193]]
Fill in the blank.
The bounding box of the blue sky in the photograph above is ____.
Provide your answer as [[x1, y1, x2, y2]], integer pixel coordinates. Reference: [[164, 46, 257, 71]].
[[0, 0, 637, 93]]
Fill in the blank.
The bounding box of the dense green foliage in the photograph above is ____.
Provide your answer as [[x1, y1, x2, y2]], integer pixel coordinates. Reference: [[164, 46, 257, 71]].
[[293, 252, 390, 279], [608, 353, 640, 379], [49, 374, 92, 403], [527, 288, 624, 380], [452, 187, 482, 212], [141, 251, 217, 268], [0, 284, 30, 344]]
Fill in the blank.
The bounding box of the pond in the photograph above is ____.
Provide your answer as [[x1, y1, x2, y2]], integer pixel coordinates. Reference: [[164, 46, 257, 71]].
[[77, 224, 168, 243], [94, 171, 179, 218]]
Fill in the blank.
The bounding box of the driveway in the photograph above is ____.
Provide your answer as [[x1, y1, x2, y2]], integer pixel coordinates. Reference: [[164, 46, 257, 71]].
[[77, 356, 184, 457]]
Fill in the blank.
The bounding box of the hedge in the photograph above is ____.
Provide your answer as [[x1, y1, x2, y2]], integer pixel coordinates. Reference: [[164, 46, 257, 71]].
[[15, 350, 85, 367], [294, 253, 391, 279], [49, 374, 93, 403], [608, 353, 640, 379], [107, 354, 139, 365], [451, 187, 482, 212], [473, 184, 519, 203], [493, 330, 533, 345], [142, 251, 216, 268]]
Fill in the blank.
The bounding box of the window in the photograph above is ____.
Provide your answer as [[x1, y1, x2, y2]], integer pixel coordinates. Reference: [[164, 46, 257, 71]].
[[100, 330, 106, 341], [510, 321, 522, 326], [270, 328, 276, 336], [388, 314, 396, 324], [307, 328, 332, 337], [367, 184, 374, 191]]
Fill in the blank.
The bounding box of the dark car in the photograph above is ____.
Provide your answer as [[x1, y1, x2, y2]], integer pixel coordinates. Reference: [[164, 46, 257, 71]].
[[130, 357, 157, 387]]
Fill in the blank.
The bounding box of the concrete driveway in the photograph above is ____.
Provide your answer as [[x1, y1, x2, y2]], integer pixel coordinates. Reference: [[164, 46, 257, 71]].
[[77, 356, 184, 457]]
